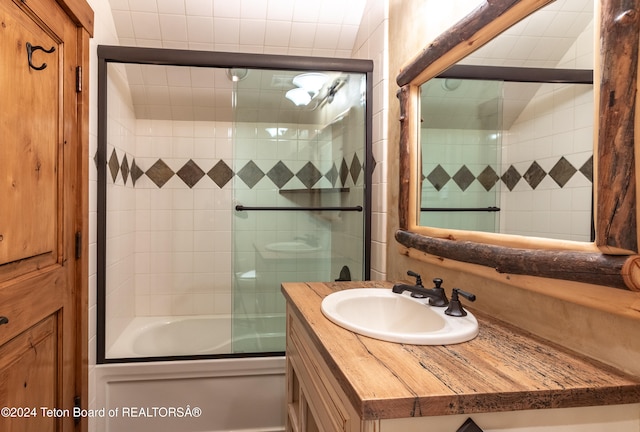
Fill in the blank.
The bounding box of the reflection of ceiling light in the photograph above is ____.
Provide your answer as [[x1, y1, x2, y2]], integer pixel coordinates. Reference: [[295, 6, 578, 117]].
[[442, 78, 462, 91], [285, 88, 312, 106], [226, 68, 248, 82], [292, 73, 328, 97]]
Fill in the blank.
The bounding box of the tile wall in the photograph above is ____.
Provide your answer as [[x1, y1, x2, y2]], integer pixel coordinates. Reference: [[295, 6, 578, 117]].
[[353, 0, 388, 279], [104, 68, 369, 351], [104, 63, 137, 350], [501, 19, 594, 241]]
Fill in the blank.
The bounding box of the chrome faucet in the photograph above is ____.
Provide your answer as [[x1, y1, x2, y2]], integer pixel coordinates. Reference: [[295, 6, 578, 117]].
[[392, 272, 449, 307]]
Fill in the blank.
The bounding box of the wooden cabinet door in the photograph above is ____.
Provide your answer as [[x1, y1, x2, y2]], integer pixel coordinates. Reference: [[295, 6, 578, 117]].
[[0, 0, 88, 430]]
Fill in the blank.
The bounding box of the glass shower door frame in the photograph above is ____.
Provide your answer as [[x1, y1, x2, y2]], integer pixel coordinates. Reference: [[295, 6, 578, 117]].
[[96, 45, 373, 363]]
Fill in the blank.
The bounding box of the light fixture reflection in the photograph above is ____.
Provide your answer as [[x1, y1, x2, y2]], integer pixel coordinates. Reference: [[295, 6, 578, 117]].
[[441, 78, 462, 91], [285, 88, 312, 106], [292, 73, 328, 97], [226, 68, 248, 82]]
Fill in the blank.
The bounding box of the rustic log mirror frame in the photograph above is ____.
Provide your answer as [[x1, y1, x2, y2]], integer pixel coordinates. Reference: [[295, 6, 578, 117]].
[[395, 0, 640, 290]]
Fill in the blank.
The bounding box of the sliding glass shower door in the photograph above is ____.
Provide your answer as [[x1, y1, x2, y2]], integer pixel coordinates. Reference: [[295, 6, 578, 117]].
[[97, 46, 371, 362], [231, 69, 368, 353]]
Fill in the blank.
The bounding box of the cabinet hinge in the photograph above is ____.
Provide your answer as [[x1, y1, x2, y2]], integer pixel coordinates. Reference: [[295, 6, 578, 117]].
[[73, 396, 81, 425], [76, 66, 82, 92], [75, 232, 82, 259]]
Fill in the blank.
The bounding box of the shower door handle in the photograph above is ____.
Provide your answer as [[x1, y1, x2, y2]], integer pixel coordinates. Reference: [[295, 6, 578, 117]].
[[235, 205, 363, 212]]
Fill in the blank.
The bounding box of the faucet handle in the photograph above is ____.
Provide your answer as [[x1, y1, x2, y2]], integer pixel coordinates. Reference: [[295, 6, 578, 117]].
[[445, 288, 476, 317], [407, 270, 423, 287]]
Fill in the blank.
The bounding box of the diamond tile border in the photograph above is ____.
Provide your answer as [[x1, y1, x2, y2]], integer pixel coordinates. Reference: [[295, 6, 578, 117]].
[[425, 155, 593, 192], [105, 149, 591, 193], [101, 151, 367, 191]]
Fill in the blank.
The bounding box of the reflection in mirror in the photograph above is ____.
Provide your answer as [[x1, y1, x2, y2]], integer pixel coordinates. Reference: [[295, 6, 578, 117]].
[[417, 0, 595, 242], [420, 76, 593, 241]]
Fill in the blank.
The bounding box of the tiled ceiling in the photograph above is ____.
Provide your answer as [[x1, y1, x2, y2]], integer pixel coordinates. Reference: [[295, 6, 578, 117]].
[[108, 0, 366, 55], [107, 0, 367, 122], [462, 0, 593, 68], [424, 0, 594, 130]]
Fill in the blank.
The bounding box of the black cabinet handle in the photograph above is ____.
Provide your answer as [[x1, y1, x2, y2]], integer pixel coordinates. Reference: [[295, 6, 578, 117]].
[[0, 316, 9, 326]]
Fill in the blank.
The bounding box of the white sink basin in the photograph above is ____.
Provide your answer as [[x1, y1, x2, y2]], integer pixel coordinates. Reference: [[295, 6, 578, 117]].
[[321, 288, 478, 345], [265, 241, 320, 253]]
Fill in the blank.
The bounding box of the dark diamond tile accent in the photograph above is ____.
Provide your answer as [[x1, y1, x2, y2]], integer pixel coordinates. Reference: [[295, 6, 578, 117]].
[[452, 165, 475, 191], [501, 165, 521, 191], [523, 161, 546, 190], [93, 151, 99, 169], [146, 159, 174, 188], [120, 154, 130, 185], [477, 165, 499, 191], [108, 149, 119, 183], [325, 163, 339, 186], [426, 164, 450, 191], [208, 160, 234, 188], [267, 161, 294, 189], [131, 159, 144, 186], [350, 153, 362, 184], [237, 160, 264, 188], [176, 159, 205, 188], [297, 162, 323, 189], [580, 155, 593, 182], [549, 157, 577, 188], [339, 158, 349, 186]]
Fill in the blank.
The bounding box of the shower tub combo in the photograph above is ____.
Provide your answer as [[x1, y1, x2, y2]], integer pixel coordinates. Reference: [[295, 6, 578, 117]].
[[96, 315, 286, 432], [96, 45, 372, 432]]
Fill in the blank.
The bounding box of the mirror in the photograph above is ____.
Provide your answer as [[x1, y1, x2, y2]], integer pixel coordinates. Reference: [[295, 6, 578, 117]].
[[418, 0, 594, 242], [395, 0, 640, 290]]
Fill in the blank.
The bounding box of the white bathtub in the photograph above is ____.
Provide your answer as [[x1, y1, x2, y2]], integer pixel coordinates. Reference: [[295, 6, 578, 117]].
[[107, 314, 285, 358], [95, 315, 286, 432]]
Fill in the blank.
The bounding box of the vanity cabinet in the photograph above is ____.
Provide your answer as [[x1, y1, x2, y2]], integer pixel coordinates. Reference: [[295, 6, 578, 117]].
[[286, 308, 370, 432], [283, 281, 640, 432]]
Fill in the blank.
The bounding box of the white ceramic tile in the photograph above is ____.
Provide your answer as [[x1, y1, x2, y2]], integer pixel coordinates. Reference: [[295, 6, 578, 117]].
[[186, 0, 214, 17], [107, 0, 129, 10], [241, 0, 268, 20], [314, 23, 341, 50], [186, 16, 214, 43], [128, 0, 157, 13], [111, 10, 135, 38], [156, 0, 185, 14], [264, 20, 291, 47], [159, 15, 188, 42], [213, 18, 240, 45], [130, 12, 162, 40], [289, 22, 316, 48], [239, 19, 266, 46], [267, 0, 295, 21], [212, 0, 241, 18]]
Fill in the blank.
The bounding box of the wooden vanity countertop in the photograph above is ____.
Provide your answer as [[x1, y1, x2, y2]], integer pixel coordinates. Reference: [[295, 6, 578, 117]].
[[281, 280, 640, 420]]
